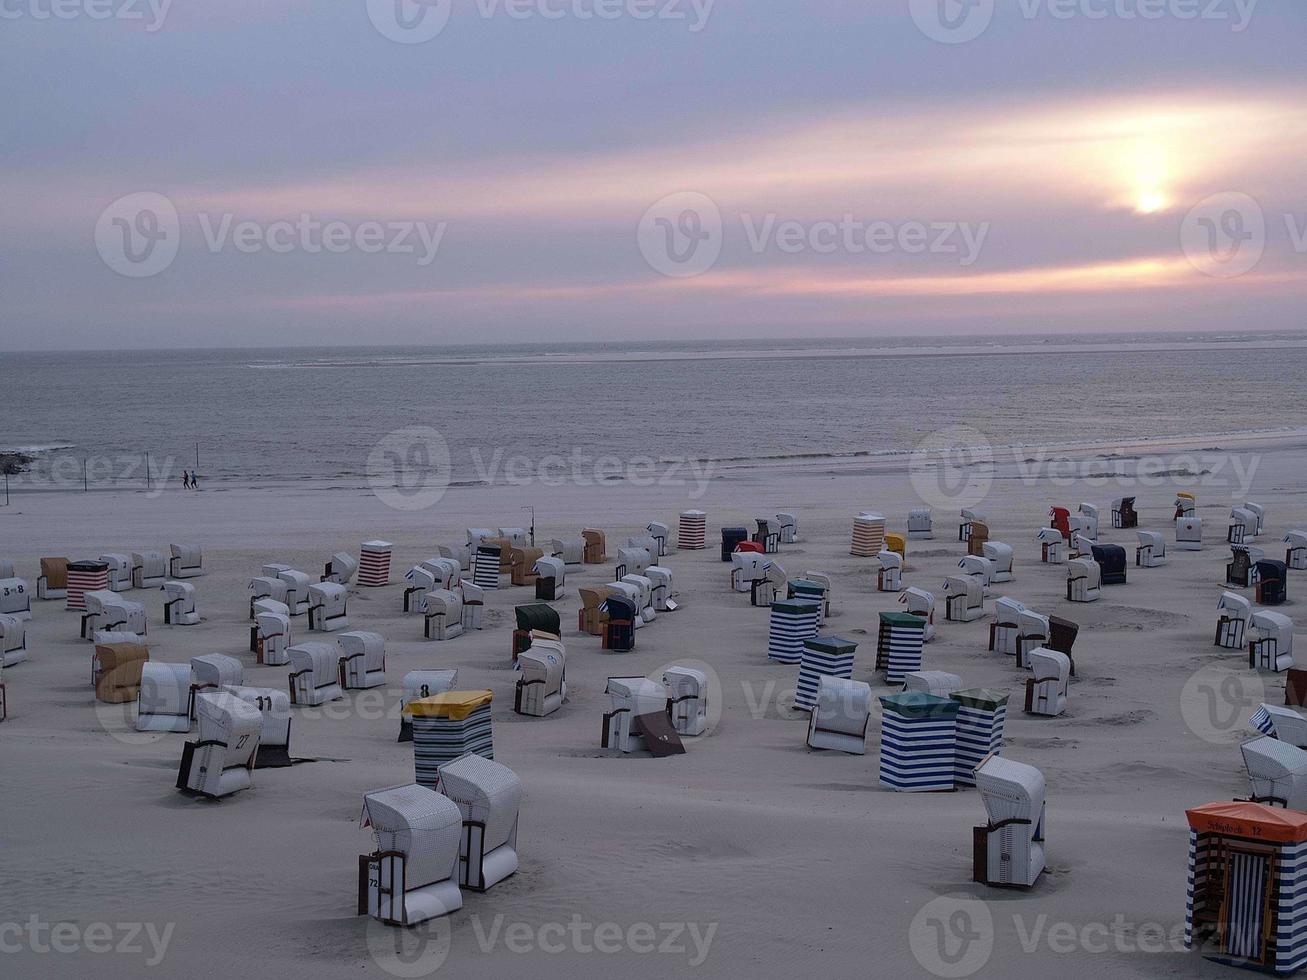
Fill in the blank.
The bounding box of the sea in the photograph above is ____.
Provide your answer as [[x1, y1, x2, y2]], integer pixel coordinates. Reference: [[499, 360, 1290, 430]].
[[2, 332, 1306, 492]]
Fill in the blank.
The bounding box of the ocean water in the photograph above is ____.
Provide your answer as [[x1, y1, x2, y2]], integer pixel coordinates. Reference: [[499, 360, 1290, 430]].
[[2, 332, 1306, 491]]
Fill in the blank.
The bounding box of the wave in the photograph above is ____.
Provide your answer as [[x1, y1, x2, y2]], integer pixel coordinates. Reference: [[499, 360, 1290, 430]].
[[0, 443, 77, 454]]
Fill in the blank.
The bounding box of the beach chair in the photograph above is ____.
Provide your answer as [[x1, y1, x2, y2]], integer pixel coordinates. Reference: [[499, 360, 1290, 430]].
[[168, 543, 203, 579], [1135, 530, 1167, 567], [252, 603, 291, 665], [620, 573, 656, 623], [135, 662, 193, 733], [959, 508, 985, 545], [0, 615, 28, 667], [1227, 546, 1265, 589], [897, 587, 936, 642], [248, 575, 288, 618], [278, 569, 312, 616], [983, 541, 1014, 583], [1024, 648, 1070, 717], [731, 551, 767, 594], [287, 642, 345, 706], [721, 527, 749, 561], [1241, 737, 1307, 809], [581, 528, 608, 564], [876, 612, 924, 683], [988, 597, 1026, 657], [663, 666, 708, 736], [176, 692, 260, 799], [322, 551, 358, 586], [403, 565, 437, 613], [190, 654, 243, 712], [498, 528, 529, 549], [753, 518, 779, 554], [358, 784, 464, 926], [1257, 560, 1288, 606], [514, 635, 566, 718], [851, 512, 886, 557], [958, 555, 995, 593], [223, 685, 293, 767], [1065, 558, 1101, 602], [799, 572, 833, 619], [1286, 530, 1307, 570], [1245, 502, 1266, 535], [1216, 591, 1253, 649], [768, 598, 821, 664], [1046, 616, 1080, 675], [307, 581, 350, 632], [0, 577, 31, 621], [131, 551, 168, 589], [548, 537, 583, 566], [1070, 503, 1099, 542], [423, 590, 465, 641], [678, 511, 707, 550], [509, 547, 544, 587], [512, 603, 560, 660], [879, 692, 960, 792], [1175, 515, 1203, 550], [100, 553, 133, 592], [966, 522, 989, 558], [440, 754, 522, 892], [1048, 506, 1071, 541], [160, 580, 200, 625], [358, 540, 393, 587], [646, 565, 674, 612], [577, 586, 609, 637], [907, 507, 933, 540], [776, 512, 798, 544], [1111, 496, 1138, 529], [1015, 609, 1051, 669], [904, 671, 963, 698], [82, 591, 146, 640], [601, 677, 668, 753], [1229, 507, 1259, 545], [646, 521, 670, 557], [876, 550, 902, 592], [1090, 544, 1127, 585], [609, 580, 649, 629], [533, 556, 566, 601], [944, 575, 985, 622], [1035, 527, 1066, 565], [973, 755, 1045, 888], [397, 670, 458, 741], [615, 546, 651, 580], [600, 595, 638, 651], [1288, 669, 1307, 708], [93, 642, 148, 703], [805, 676, 871, 754], [67, 561, 109, 611], [1250, 703, 1307, 748], [466, 528, 496, 549], [36, 557, 69, 600], [795, 635, 857, 712], [438, 542, 472, 571], [458, 580, 484, 630], [338, 630, 386, 690], [408, 691, 495, 785], [750, 560, 785, 608], [951, 690, 1009, 787], [1248, 611, 1295, 672], [1174, 492, 1196, 518]]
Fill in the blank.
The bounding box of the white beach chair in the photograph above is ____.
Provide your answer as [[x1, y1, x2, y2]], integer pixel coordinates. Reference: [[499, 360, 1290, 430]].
[[959, 508, 985, 544], [0, 614, 28, 667], [397, 669, 458, 741], [983, 542, 1014, 583], [1244, 502, 1266, 535], [1070, 503, 1099, 542], [0, 577, 31, 621], [190, 654, 244, 710], [359, 784, 463, 926], [805, 676, 871, 755], [646, 566, 674, 612], [1065, 558, 1101, 603], [248, 575, 288, 618], [278, 569, 312, 616], [943, 576, 985, 622], [876, 550, 903, 592], [81, 591, 146, 640], [287, 642, 345, 706], [100, 553, 133, 592], [223, 684, 293, 767], [1250, 703, 1307, 749], [162, 580, 200, 625], [307, 581, 349, 632], [439, 754, 522, 893], [903, 671, 963, 698], [498, 527, 529, 548], [131, 551, 168, 589], [989, 596, 1026, 657], [252, 604, 291, 665], [1229, 507, 1259, 545], [338, 631, 386, 690], [549, 537, 584, 566], [663, 666, 708, 737], [601, 676, 668, 753], [907, 507, 933, 540], [958, 555, 996, 593], [169, 543, 203, 579], [615, 546, 651, 580], [973, 755, 1046, 888], [423, 590, 465, 641], [438, 543, 472, 571], [322, 551, 358, 586], [899, 587, 936, 642], [1135, 530, 1168, 567], [645, 521, 670, 557], [403, 565, 437, 614], [135, 662, 193, 733], [1241, 736, 1307, 809], [1176, 515, 1203, 551], [514, 636, 566, 718], [1286, 530, 1307, 571], [1015, 608, 1051, 669], [776, 512, 799, 544], [1035, 527, 1066, 565], [1215, 591, 1253, 649], [1024, 648, 1070, 717], [1249, 611, 1295, 672], [176, 692, 260, 799], [458, 580, 484, 630]]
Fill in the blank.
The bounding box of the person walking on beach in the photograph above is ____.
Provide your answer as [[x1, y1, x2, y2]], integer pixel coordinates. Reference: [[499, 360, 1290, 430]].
[[191, 471, 199, 490], [182, 470, 191, 490]]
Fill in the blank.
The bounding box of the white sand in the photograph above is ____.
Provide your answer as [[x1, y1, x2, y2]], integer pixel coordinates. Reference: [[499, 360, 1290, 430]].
[[2, 439, 1303, 979]]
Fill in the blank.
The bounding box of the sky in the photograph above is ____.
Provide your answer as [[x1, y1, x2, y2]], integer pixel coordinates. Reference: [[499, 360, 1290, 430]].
[[1, 0, 1305, 350]]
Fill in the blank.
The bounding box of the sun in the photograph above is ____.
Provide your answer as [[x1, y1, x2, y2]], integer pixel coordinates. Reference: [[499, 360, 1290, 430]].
[[1134, 190, 1169, 214]]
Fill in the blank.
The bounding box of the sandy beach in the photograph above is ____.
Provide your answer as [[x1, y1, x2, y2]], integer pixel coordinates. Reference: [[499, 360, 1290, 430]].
[[2, 435, 1304, 979]]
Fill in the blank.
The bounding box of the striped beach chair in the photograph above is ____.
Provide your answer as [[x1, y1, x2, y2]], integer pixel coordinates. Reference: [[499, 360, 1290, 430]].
[[876, 612, 925, 684], [878, 692, 960, 792], [766, 598, 820, 665], [358, 540, 393, 587], [408, 690, 494, 788], [950, 688, 1008, 787], [795, 635, 857, 712]]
